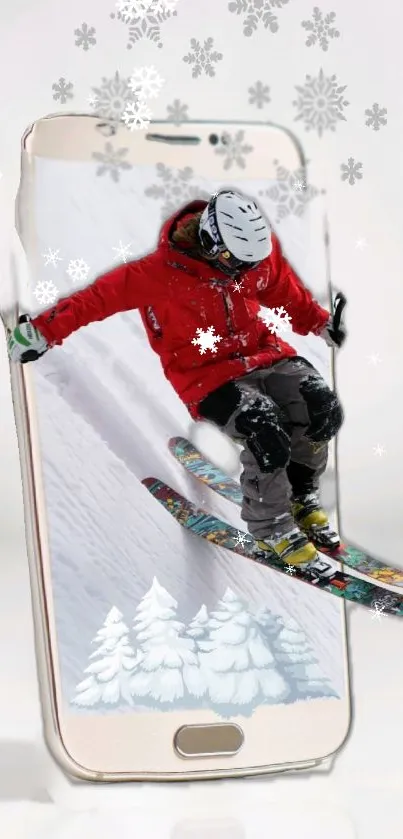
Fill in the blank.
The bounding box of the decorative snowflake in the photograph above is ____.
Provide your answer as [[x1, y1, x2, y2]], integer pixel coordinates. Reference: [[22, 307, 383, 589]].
[[367, 353, 381, 365], [144, 162, 210, 220], [111, 2, 176, 50], [192, 326, 223, 355], [355, 238, 367, 249], [92, 143, 132, 182], [112, 240, 133, 263], [91, 70, 137, 124], [129, 65, 165, 100], [228, 0, 290, 36], [67, 258, 90, 284], [301, 8, 340, 51], [373, 444, 386, 457], [214, 130, 253, 170], [33, 280, 59, 306], [234, 531, 249, 548], [370, 601, 387, 622], [285, 564, 297, 576], [233, 279, 244, 293], [248, 80, 271, 109], [258, 305, 292, 335], [116, 0, 154, 20], [365, 103, 388, 131], [183, 37, 223, 78], [122, 100, 152, 131], [340, 158, 363, 186], [293, 68, 349, 137], [74, 22, 97, 50], [42, 248, 63, 267], [87, 94, 99, 109], [259, 159, 324, 223], [52, 77, 74, 104], [166, 99, 189, 126]]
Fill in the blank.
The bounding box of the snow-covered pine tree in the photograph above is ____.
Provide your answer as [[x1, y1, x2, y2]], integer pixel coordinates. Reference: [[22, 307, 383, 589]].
[[186, 604, 210, 645], [72, 606, 137, 709], [198, 588, 289, 715], [129, 577, 204, 706], [256, 609, 337, 701]]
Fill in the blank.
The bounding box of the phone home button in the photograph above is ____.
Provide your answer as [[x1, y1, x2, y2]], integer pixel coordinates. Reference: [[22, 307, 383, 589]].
[[174, 723, 244, 759]]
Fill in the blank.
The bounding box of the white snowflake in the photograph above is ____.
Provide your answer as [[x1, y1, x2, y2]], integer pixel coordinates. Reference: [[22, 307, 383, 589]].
[[285, 564, 297, 576], [355, 237, 367, 250], [291, 176, 307, 193], [367, 353, 381, 366], [258, 305, 292, 335], [87, 94, 99, 109], [115, 0, 153, 21], [234, 531, 249, 548], [191, 326, 222, 356], [128, 65, 165, 100], [122, 100, 152, 131], [33, 280, 58, 306], [370, 601, 387, 622], [42, 247, 63, 267], [67, 258, 90, 284], [373, 444, 386, 457], [112, 240, 133, 263], [233, 279, 244, 293]]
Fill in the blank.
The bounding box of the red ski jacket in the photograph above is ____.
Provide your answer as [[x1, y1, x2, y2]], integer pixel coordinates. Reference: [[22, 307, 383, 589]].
[[32, 200, 330, 420]]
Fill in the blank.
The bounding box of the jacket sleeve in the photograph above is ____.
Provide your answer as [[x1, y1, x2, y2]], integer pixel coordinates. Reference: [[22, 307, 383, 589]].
[[32, 252, 163, 346], [255, 235, 330, 336]]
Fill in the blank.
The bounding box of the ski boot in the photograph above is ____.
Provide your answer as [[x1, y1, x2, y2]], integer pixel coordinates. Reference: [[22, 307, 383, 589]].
[[257, 526, 318, 567], [292, 492, 340, 552]]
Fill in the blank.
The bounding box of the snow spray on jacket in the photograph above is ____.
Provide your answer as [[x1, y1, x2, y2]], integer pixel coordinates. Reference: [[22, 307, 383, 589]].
[[32, 200, 330, 420]]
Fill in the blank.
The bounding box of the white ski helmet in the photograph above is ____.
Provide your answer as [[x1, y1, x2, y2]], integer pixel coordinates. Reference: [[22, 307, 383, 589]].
[[198, 189, 272, 274]]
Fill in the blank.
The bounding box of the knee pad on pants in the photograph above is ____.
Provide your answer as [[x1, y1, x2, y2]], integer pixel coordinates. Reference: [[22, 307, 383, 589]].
[[235, 396, 292, 473], [299, 376, 343, 443]]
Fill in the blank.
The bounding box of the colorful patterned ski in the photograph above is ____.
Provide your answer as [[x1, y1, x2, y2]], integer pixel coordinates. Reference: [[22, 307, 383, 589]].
[[168, 436, 403, 589], [142, 477, 403, 618]]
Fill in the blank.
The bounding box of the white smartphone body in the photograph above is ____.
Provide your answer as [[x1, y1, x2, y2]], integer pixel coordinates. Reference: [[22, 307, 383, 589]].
[[9, 115, 351, 781]]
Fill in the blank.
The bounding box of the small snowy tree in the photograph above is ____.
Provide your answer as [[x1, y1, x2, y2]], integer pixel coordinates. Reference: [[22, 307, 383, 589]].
[[186, 604, 210, 645], [198, 588, 289, 715], [130, 577, 204, 706], [72, 606, 137, 708], [257, 609, 337, 701]]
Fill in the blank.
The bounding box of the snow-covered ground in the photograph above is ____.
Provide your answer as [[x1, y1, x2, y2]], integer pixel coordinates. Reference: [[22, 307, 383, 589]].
[[16, 151, 346, 716]]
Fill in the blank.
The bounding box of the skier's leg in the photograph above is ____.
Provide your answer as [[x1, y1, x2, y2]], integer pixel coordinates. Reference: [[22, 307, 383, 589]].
[[198, 377, 318, 565], [260, 357, 344, 548]]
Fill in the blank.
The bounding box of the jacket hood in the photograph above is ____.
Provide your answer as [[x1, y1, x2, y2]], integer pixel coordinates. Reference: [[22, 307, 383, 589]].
[[158, 200, 208, 249]]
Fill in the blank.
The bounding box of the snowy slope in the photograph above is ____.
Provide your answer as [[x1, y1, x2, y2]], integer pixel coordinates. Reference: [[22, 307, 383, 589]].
[[17, 153, 346, 711]]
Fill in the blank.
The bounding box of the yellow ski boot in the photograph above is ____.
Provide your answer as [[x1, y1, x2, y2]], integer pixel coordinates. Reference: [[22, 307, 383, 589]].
[[257, 526, 318, 567], [292, 493, 340, 552]]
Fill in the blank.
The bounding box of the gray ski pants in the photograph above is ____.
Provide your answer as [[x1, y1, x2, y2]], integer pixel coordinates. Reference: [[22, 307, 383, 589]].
[[198, 357, 343, 541]]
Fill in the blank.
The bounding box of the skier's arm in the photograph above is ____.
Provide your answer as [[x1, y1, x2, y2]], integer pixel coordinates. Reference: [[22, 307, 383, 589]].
[[31, 253, 163, 347], [256, 235, 330, 336]]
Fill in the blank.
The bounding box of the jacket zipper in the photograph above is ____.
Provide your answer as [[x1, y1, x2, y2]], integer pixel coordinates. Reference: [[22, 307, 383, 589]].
[[221, 290, 243, 361]]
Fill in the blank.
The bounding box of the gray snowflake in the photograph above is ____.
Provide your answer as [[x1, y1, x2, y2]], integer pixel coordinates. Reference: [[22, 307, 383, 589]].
[[144, 163, 210, 220], [183, 38, 223, 78], [215, 130, 253, 170], [293, 68, 349, 137], [248, 80, 271, 108], [92, 143, 133, 183], [91, 71, 137, 125], [341, 158, 363, 186], [74, 22, 97, 51], [259, 159, 325, 223], [228, 0, 290, 36], [365, 103, 387, 131], [110, 4, 176, 49], [52, 77, 74, 104], [166, 99, 189, 125], [301, 7, 340, 51]]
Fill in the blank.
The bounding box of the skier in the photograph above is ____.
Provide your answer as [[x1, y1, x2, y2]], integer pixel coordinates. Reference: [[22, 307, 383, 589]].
[[7, 189, 346, 567]]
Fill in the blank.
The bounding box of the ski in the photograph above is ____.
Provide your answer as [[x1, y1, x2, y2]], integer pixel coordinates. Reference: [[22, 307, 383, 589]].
[[168, 436, 403, 589], [142, 477, 403, 618]]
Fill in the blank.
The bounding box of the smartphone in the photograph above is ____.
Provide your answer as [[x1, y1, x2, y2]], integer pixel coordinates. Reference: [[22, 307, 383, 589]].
[[9, 115, 351, 781]]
